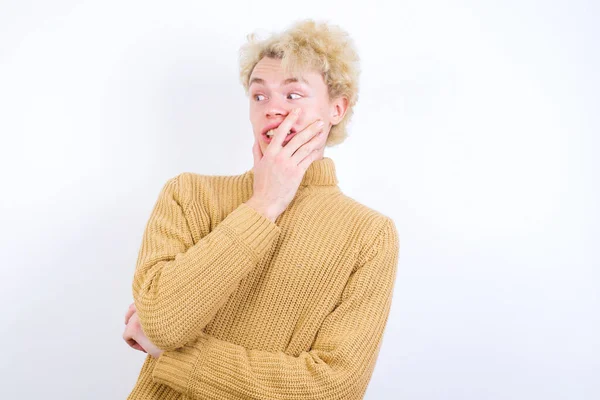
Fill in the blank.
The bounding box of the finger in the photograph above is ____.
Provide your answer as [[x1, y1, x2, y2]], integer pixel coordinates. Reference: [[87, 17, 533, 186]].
[[123, 320, 147, 353], [270, 108, 301, 148], [123, 312, 141, 345], [281, 119, 324, 158], [251, 139, 261, 169], [297, 147, 323, 171], [123, 326, 137, 347], [124, 303, 136, 324], [126, 336, 146, 353], [290, 127, 327, 165], [132, 342, 146, 352]]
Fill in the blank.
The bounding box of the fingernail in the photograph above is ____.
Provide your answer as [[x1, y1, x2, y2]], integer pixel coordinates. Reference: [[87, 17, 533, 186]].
[[293, 108, 301, 114], [317, 120, 324, 127]]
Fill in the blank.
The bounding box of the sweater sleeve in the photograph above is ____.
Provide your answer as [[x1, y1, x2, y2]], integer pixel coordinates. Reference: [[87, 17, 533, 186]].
[[132, 174, 282, 351], [151, 217, 400, 400]]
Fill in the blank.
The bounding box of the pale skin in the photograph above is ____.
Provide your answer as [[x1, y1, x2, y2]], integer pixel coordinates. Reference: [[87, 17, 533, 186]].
[[123, 56, 349, 356]]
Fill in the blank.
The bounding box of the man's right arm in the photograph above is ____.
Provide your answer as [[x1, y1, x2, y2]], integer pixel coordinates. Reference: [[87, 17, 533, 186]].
[[131, 174, 281, 351]]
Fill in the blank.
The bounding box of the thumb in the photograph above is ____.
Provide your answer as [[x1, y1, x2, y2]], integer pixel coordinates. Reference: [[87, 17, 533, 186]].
[[252, 139, 262, 169]]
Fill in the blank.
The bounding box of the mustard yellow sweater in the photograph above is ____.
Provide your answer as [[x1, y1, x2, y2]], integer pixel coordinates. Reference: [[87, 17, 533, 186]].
[[126, 156, 400, 400]]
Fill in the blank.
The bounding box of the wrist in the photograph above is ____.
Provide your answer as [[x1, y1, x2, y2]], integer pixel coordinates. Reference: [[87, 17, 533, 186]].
[[244, 197, 279, 223]]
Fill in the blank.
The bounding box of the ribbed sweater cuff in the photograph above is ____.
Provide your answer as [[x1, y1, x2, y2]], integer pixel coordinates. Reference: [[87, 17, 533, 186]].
[[219, 202, 281, 263], [152, 334, 209, 394]]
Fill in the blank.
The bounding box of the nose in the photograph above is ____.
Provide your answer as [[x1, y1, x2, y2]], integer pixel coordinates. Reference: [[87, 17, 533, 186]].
[[265, 98, 292, 119]]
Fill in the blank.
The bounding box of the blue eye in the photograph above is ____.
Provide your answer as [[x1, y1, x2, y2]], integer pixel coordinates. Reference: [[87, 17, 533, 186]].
[[288, 93, 301, 100], [254, 94, 266, 101]]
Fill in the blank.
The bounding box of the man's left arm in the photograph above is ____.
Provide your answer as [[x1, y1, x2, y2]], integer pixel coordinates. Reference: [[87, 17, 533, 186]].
[[151, 217, 400, 400]]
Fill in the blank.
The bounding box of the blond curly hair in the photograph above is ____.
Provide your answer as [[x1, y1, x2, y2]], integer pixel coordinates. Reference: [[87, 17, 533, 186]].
[[238, 19, 361, 147]]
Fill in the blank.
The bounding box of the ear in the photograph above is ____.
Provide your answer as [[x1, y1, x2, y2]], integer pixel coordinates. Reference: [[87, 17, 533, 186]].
[[329, 96, 349, 125]]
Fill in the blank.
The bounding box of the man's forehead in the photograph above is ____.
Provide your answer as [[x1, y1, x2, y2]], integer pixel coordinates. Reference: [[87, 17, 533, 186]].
[[249, 75, 311, 87]]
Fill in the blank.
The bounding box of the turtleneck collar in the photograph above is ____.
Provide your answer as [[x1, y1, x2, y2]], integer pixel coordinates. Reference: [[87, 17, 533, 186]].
[[246, 156, 338, 187]]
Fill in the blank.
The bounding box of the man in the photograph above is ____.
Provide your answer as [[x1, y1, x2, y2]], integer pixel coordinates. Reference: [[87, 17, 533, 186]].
[[123, 18, 400, 399]]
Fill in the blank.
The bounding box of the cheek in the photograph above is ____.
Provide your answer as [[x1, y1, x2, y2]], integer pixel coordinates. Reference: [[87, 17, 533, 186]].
[[249, 109, 261, 133], [299, 110, 328, 127]]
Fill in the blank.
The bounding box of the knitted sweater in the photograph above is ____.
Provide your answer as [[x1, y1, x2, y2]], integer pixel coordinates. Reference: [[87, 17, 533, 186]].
[[126, 156, 400, 400]]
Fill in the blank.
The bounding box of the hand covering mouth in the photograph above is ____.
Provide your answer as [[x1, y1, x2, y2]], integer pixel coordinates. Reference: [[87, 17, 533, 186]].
[[264, 125, 297, 138], [265, 128, 296, 138]]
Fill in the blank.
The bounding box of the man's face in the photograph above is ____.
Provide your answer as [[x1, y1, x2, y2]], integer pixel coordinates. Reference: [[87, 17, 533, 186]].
[[248, 56, 337, 154]]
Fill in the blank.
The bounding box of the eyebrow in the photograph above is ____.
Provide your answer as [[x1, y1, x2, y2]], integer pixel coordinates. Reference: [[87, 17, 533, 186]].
[[249, 76, 310, 87]]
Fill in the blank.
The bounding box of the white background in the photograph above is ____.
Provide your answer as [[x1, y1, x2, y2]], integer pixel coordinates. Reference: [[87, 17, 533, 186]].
[[0, 0, 598, 399]]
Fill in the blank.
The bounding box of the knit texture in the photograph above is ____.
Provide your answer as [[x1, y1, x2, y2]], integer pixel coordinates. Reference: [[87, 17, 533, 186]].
[[126, 156, 400, 400]]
